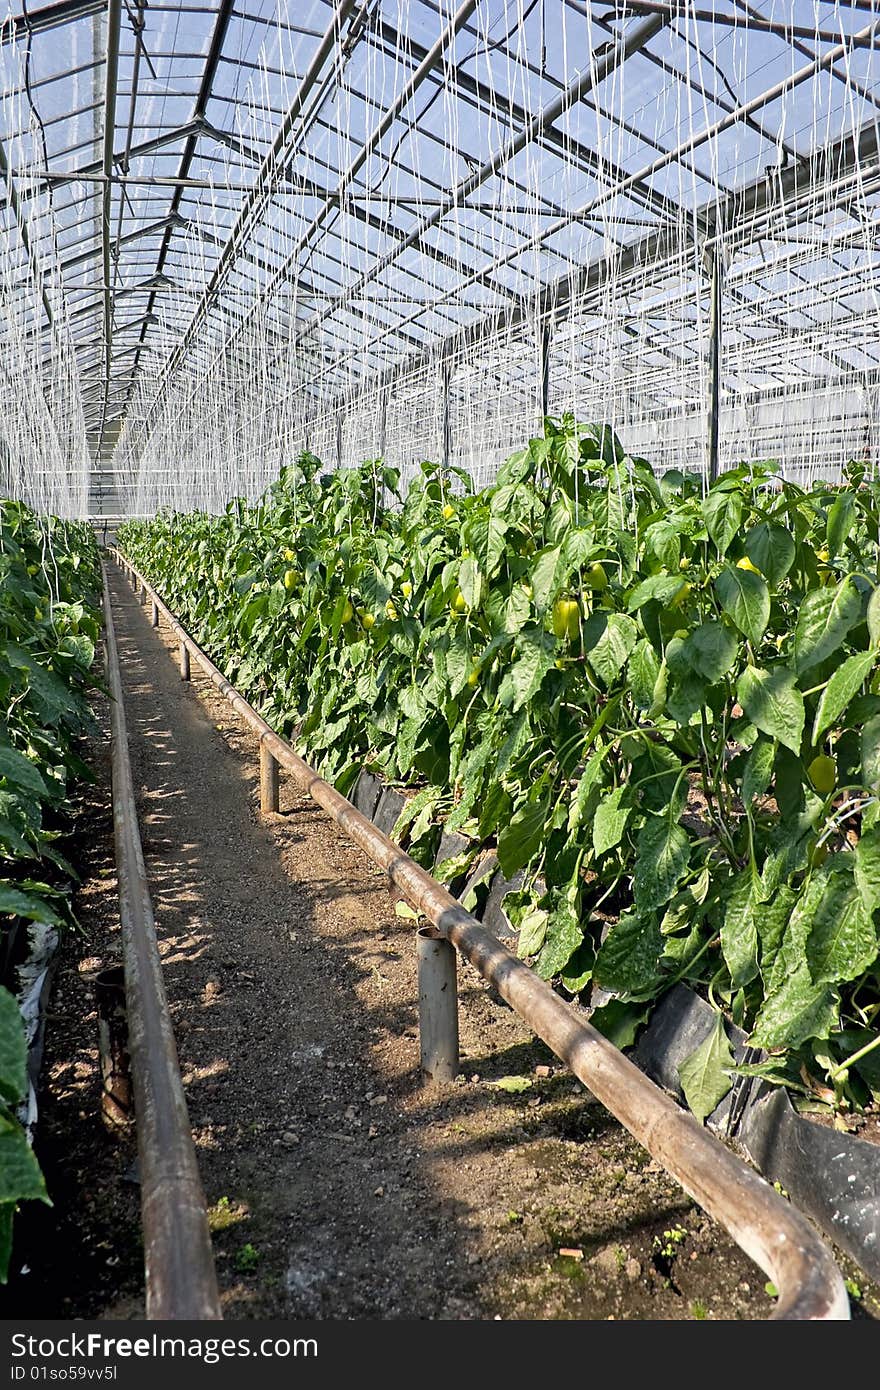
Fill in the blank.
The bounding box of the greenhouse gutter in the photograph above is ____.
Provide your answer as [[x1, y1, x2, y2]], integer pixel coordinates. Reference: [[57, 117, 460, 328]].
[[113, 551, 849, 1322], [102, 566, 222, 1320]]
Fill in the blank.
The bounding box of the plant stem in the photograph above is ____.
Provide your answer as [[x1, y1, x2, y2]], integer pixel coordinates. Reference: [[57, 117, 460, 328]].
[[828, 1030, 880, 1082]]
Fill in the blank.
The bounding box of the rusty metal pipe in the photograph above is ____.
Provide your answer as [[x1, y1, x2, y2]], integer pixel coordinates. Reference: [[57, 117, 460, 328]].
[[102, 565, 222, 1320], [113, 554, 849, 1320]]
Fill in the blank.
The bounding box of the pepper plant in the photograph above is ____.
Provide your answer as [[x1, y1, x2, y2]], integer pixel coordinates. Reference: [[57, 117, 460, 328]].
[[0, 499, 101, 1277], [119, 419, 880, 1120]]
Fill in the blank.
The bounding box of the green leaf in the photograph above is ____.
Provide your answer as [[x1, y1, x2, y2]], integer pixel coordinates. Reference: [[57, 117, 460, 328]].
[[742, 738, 776, 803], [0, 745, 48, 799], [497, 796, 548, 878], [588, 998, 650, 1049], [702, 488, 742, 557], [750, 967, 838, 1050], [626, 574, 686, 612], [807, 874, 878, 987], [487, 1075, 532, 1093], [516, 905, 550, 959], [444, 625, 469, 696], [627, 638, 661, 710], [793, 579, 861, 674], [394, 900, 419, 921], [583, 612, 638, 687], [508, 627, 555, 713], [500, 584, 531, 635], [535, 898, 584, 980], [594, 913, 662, 994], [484, 514, 509, 577], [530, 546, 563, 610], [720, 871, 759, 989], [0, 987, 26, 1107], [0, 884, 60, 925], [744, 522, 795, 587], [854, 827, 880, 914], [560, 939, 595, 994], [827, 493, 855, 556], [861, 715, 880, 789], [678, 1014, 734, 1124], [811, 651, 875, 743], [867, 586, 880, 648], [715, 566, 770, 645], [680, 621, 738, 683], [592, 786, 631, 857], [567, 753, 606, 833], [643, 520, 681, 570], [458, 555, 483, 611], [757, 885, 799, 977], [737, 666, 804, 754], [633, 815, 690, 912], [0, 1112, 48, 1204]]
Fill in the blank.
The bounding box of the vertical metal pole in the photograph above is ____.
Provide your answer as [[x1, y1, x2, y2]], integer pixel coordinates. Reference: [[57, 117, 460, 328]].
[[260, 738, 279, 813], [540, 319, 551, 422], [179, 642, 190, 680], [336, 407, 344, 470], [378, 392, 388, 460], [150, 599, 159, 628], [417, 925, 459, 1084], [441, 360, 452, 468], [705, 236, 724, 485]]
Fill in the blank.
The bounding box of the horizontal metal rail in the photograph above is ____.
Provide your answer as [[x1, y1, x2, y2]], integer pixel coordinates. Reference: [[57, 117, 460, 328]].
[[102, 564, 222, 1321], [112, 551, 849, 1322]]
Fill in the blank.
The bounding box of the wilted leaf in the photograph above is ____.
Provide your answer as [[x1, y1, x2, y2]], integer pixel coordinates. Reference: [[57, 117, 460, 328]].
[[678, 1014, 734, 1123]]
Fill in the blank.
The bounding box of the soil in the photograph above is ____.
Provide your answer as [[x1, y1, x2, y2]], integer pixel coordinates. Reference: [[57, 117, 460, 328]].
[[1, 558, 876, 1321]]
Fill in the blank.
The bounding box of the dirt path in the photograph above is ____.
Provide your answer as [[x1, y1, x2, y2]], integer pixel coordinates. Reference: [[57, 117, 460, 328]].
[[2, 560, 809, 1320]]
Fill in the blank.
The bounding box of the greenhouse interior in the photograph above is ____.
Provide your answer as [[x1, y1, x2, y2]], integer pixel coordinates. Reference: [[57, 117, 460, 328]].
[[0, 0, 877, 517], [2, 0, 880, 1332]]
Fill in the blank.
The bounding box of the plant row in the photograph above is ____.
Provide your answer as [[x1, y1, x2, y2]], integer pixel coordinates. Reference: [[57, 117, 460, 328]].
[[118, 419, 880, 1124], [0, 499, 101, 1278]]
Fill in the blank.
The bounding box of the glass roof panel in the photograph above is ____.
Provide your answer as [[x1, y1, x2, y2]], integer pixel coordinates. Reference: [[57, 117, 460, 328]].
[[0, 0, 878, 516]]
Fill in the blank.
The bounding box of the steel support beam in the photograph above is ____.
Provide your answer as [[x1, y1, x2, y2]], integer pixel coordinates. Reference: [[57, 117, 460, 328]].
[[286, 12, 666, 359], [301, 98, 880, 417], [97, 0, 123, 462], [17, 119, 206, 199], [0, 0, 103, 44], [704, 239, 723, 484], [130, 0, 470, 451], [120, 0, 362, 441]]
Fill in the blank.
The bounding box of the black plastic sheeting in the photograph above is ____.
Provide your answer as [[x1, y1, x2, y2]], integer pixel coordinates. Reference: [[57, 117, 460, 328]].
[[635, 985, 880, 1284]]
